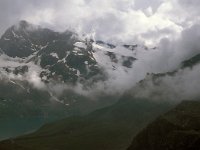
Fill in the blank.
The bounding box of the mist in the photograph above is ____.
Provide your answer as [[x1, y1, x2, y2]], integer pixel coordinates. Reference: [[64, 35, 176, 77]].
[[1, 22, 200, 103], [0, 0, 200, 103]]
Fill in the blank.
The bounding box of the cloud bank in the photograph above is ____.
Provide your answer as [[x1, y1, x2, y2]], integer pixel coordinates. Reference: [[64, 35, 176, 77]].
[[0, 0, 200, 102], [0, 0, 200, 45]]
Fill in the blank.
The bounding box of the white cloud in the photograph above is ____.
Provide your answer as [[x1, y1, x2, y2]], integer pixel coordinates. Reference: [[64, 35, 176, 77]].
[[0, 54, 45, 89], [0, 0, 199, 46], [132, 64, 200, 102], [1, 0, 200, 100]]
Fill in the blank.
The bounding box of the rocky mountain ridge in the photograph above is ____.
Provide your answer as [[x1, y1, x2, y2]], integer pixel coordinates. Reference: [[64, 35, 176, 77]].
[[127, 101, 200, 150]]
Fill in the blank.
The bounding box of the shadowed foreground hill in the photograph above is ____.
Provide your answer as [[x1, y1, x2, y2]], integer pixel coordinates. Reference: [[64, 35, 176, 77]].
[[0, 96, 172, 150], [127, 101, 200, 150]]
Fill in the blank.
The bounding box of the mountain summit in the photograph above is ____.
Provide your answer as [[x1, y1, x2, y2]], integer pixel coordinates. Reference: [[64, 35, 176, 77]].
[[0, 21, 140, 140], [0, 20, 138, 84]]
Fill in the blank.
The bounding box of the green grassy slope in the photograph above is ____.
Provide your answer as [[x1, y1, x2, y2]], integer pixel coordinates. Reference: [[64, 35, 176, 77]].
[[127, 101, 200, 150], [0, 96, 172, 150]]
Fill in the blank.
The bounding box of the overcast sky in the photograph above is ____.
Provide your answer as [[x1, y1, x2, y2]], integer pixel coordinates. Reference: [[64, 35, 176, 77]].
[[0, 0, 200, 45]]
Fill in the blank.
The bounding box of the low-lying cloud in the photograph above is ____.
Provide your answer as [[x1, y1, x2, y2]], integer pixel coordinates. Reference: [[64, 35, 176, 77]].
[[0, 0, 200, 102], [131, 65, 200, 102], [87, 23, 200, 100], [0, 54, 45, 89]]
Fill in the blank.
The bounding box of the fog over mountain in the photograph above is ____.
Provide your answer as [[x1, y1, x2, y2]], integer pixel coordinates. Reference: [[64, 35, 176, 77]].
[[1, 1, 200, 149], [0, 0, 200, 101]]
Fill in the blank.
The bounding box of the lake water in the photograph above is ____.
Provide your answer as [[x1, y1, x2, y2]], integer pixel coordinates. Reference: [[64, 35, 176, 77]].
[[0, 116, 62, 141]]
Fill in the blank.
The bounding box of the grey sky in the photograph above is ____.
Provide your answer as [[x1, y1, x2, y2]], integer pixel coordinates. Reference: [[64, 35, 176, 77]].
[[0, 0, 200, 45]]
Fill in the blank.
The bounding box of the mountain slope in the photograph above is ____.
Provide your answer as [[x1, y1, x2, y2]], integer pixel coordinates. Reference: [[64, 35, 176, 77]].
[[181, 53, 200, 69], [0, 20, 104, 84], [0, 96, 172, 150], [127, 101, 200, 150], [0, 20, 139, 85], [0, 20, 140, 140]]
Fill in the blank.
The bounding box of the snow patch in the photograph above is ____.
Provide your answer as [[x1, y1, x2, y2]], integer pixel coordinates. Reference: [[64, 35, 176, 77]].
[[50, 52, 59, 59], [3, 37, 10, 41], [74, 42, 87, 49], [11, 30, 20, 38]]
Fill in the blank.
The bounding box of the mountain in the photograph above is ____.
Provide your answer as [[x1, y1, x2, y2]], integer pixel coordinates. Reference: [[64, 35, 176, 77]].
[[0, 20, 139, 140], [0, 20, 200, 150], [128, 50, 200, 102], [0, 20, 139, 84], [0, 20, 141, 119], [0, 20, 145, 140], [0, 78, 75, 140], [0, 96, 172, 150], [127, 101, 200, 150], [0, 20, 103, 84], [181, 53, 200, 69], [0, 75, 120, 140]]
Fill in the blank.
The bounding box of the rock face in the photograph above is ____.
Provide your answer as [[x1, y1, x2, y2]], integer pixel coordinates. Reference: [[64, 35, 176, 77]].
[[0, 97, 171, 150], [0, 20, 104, 84], [0, 20, 139, 85], [181, 53, 200, 69], [127, 101, 200, 150]]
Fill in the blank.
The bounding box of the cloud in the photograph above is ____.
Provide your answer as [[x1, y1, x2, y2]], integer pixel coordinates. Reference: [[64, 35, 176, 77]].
[[0, 0, 197, 45], [0, 0, 200, 101], [131, 64, 200, 102], [0, 54, 45, 89], [88, 23, 200, 98], [119, 23, 200, 102]]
